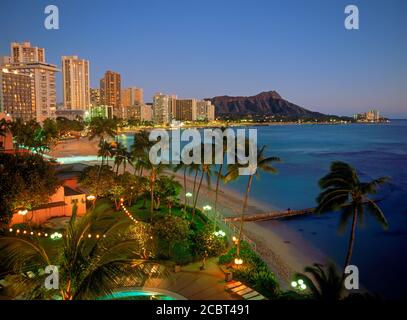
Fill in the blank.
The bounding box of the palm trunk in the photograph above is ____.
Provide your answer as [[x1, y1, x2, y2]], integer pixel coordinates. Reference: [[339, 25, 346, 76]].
[[343, 207, 358, 271], [237, 175, 253, 256], [213, 163, 223, 230], [192, 169, 198, 198], [193, 171, 204, 216], [183, 167, 187, 212], [150, 173, 155, 222]]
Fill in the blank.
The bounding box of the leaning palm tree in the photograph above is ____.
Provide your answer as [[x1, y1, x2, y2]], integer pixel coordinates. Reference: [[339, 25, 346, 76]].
[[225, 145, 281, 255], [315, 161, 389, 270], [0, 202, 164, 300], [295, 263, 344, 302]]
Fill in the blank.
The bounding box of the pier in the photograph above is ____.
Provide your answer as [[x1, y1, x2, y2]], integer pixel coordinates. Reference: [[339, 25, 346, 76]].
[[223, 208, 315, 222]]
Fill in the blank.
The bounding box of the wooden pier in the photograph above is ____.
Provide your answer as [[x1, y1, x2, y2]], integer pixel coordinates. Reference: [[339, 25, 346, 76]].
[[223, 208, 315, 222]]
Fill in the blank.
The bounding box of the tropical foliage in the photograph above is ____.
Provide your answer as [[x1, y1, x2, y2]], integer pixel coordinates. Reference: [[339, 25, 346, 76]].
[[316, 161, 389, 270], [0, 153, 61, 228], [0, 202, 165, 300]]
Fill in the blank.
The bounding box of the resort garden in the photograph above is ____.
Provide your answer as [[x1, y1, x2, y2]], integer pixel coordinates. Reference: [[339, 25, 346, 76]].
[[0, 117, 389, 301]]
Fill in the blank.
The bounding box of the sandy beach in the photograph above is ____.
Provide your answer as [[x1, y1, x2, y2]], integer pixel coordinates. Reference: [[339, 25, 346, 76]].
[[49, 137, 329, 289]]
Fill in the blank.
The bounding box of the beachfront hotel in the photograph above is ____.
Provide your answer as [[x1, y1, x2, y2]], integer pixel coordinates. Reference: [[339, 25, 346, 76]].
[[62, 55, 91, 110], [152, 92, 173, 124], [1, 42, 58, 122], [175, 98, 198, 121], [0, 68, 35, 121], [153, 92, 215, 124], [100, 70, 121, 118], [122, 87, 144, 107], [123, 103, 152, 122]]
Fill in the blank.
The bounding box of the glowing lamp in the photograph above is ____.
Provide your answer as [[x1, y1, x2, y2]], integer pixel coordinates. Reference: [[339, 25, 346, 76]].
[[18, 209, 28, 216]]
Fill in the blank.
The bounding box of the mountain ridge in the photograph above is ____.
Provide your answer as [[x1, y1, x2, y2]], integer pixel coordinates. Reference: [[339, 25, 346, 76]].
[[207, 90, 324, 117]]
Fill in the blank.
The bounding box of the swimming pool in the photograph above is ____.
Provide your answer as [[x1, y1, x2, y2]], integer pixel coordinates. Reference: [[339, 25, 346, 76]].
[[98, 288, 187, 300]]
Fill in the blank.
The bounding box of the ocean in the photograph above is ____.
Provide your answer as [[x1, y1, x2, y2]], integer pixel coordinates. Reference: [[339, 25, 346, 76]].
[[118, 120, 407, 298], [223, 120, 407, 298]]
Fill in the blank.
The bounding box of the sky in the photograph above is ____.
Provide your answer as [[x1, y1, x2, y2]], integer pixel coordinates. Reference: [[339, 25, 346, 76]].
[[0, 0, 406, 118]]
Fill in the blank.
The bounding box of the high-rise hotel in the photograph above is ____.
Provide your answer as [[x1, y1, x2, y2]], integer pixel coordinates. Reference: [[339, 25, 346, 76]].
[[100, 71, 121, 118], [0, 68, 34, 121], [153, 93, 215, 124], [62, 56, 90, 110], [2, 42, 59, 122]]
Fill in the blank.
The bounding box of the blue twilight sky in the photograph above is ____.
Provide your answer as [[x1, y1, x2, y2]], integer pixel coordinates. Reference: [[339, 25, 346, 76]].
[[0, 0, 406, 117]]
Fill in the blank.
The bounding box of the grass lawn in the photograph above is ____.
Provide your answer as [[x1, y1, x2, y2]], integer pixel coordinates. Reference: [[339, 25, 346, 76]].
[[128, 199, 209, 231]]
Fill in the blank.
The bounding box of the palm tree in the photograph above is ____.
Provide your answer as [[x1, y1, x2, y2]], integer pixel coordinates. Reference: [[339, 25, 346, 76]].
[[156, 175, 182, 214], [225, 145, 280, 256], [213, 127, 229, 230], [88, 117, 116, 144], [0, 202, 164, 300], [131, 130, 154, 177], [315, 161, 389, 270], [113, 142, 132, 175], [295, 263, 344, 301], [98, 140, 115, 166], [173, 161, 189, 212], [192, 144, 214, 216], [137, 152, 167, 221]]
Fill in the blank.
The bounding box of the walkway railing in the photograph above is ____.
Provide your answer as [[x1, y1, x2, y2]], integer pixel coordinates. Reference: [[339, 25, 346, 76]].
[[200, 209, 258, 253]]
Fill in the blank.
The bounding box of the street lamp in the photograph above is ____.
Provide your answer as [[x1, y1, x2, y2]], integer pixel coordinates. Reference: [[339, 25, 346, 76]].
[[214, 230, 226, 237], [17, 209, 28, 216], [203, 205, 212, 212], [185, 192, 193, 213], [234, 258, 243, 266], [291, 279, 307, 291], [86, 195, 96, 201]]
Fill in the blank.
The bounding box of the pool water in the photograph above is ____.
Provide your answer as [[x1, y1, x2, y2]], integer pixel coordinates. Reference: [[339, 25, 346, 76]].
[[99, 290, 177, 300]]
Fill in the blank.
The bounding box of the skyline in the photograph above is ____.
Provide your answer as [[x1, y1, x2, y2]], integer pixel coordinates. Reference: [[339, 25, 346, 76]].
[[1, 0, 406, 117]]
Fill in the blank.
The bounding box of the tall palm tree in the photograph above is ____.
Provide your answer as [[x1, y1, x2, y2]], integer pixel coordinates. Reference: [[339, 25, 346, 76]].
[[131, 130, 154, 177], [113, 142, 132, 175], [295, 263, 344, 301], [315, 161, 389, 270], [213, 127, 229, 230], [225, 145, 280, 255], [173, 161, 189, 212], [97, 140, 115, 166], [0, 202, 164, 300], [137, 152, 167, 221], [192, 144, 214, 216]]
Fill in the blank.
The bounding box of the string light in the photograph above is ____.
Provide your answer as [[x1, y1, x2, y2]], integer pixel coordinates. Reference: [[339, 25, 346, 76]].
[[120, 201, 138, 224], [7, 229, 107, 240]]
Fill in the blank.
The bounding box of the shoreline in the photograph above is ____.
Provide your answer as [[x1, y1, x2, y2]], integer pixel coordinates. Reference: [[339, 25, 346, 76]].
[[172, 171, 328, 289], [48, 137, 331, 289], [118, 120, 391, 134]]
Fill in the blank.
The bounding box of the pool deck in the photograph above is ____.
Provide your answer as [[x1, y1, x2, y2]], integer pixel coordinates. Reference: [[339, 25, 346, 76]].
[[144, 258, 237, 300]]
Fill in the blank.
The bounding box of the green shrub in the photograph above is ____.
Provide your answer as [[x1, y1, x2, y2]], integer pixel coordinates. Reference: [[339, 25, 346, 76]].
[[219, 241, 280, 298]]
